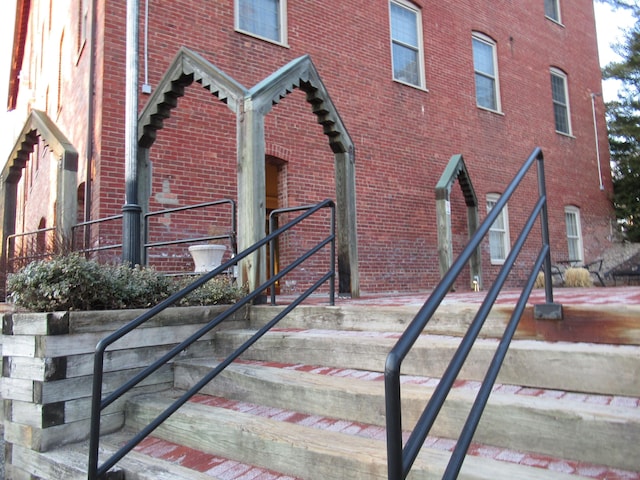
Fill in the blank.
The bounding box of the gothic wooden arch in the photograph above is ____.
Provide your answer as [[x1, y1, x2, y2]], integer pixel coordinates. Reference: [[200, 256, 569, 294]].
[[435, 154, 482, 289], [137, 48, 359, 296], [0, 109, 78, 274]]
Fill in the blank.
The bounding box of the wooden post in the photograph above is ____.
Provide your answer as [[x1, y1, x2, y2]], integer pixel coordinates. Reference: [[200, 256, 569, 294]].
[[335, 147, 359, 297], [237, 97, 267, 295], [436, 197, 453, 278]]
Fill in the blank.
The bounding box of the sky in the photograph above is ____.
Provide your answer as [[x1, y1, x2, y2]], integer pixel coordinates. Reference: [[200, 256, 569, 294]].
[[0, 1, 635, 156], [594, 1, 636, 101]]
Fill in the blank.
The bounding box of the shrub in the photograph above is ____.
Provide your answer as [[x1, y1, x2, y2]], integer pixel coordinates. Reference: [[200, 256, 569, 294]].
[[7, 254, 245, 311], [563, 267, 593, 288], [172, 275, 246, 306]]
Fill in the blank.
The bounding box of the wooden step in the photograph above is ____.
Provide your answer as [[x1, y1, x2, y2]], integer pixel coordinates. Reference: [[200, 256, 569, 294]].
[[249, 303, 640, 345], [125, 390, 597, 480], [173, 358, 640, 472], [212, 328, 640, 396], [6, 430, 228, 480]]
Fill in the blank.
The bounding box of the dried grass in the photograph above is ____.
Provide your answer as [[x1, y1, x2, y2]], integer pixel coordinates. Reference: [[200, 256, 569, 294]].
[[564, 267, 593, 288]]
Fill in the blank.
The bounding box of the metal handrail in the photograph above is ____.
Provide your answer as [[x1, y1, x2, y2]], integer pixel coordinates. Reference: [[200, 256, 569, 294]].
[[71, 213, 124, 253], [143, 199, 237, 262], [6, 226, 58, 271], [87, 199, 336, 479], [385, 147, 556, 479], [268, 203, 336, 305]]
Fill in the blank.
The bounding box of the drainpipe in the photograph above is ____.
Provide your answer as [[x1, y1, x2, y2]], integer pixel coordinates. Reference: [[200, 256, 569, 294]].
[[591, 92, 604, 191], [83, 0, 98, 250], [122, 0, 142, 266]]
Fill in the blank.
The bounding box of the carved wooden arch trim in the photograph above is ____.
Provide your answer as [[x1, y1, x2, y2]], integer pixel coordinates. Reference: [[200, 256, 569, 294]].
[[0, 109, 79, 277], [435, 154, 477, 206], [137, 47, 248, 148], [138, 49, 354, 155], [3, 109, 78, 183], [249, 54, 354, 154]]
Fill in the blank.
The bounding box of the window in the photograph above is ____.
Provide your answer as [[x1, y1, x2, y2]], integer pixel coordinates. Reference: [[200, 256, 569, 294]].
[[565, 206, 583, 262], [486, 194, 510, 264], [545, 0, 561, 22], [389, 0, 424, 88], [236, 0, 286, 44], [551, 68, 571, 135], [77, 0, 89, 53], [472, 33, 500, 111]]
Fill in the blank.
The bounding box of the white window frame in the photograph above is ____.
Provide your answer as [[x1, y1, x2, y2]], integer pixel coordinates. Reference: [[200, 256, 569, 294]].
[[544, 0, 561, 23], [235, 0, 287, 46], [564, 206, 583, 263], [472, 33, 501, 112], [389, 0, 425, 89], [486, 193, 510, 264], [550, 68, 572, 135]]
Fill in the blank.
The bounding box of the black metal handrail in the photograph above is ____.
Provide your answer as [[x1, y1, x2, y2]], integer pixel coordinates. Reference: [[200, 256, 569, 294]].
[[6, 226, 59, 271], [71, 213, 125, 253], [268, 203, 336, 305], [385, 147, 557, 479], [7, 200, 236, 269], [87, 199, 336, 479], [143, 199, 238, 262]]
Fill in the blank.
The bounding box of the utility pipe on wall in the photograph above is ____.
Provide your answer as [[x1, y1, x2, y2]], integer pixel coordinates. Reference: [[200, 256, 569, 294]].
[[122, 0, 142, 265], [591, 92, 605, 191]]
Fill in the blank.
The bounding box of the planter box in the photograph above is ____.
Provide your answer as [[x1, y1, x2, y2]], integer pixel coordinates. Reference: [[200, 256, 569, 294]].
[[1, 304, 249, 455]]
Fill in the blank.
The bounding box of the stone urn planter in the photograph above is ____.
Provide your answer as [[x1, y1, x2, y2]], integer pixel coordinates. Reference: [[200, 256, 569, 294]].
[[188, 244, 227, 272]]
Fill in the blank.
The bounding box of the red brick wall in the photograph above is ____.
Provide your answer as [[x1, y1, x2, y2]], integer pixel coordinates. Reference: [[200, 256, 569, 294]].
[[13, 0, 614, 292]]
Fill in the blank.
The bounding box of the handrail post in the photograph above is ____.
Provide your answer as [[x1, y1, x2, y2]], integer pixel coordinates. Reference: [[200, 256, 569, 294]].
[[536, 151, 554, 305], [87, 348, 105, 479], [269, 211, 277, 305], [385, 354, 403, 480], [329, 203, 336, 305]]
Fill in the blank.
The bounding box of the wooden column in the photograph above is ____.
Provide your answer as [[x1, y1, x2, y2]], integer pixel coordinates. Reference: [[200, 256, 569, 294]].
[[436, 197, 453, 278], [335, 147, 359, 297], [55, 151, 79, 250], [237, 97, 267, 295]]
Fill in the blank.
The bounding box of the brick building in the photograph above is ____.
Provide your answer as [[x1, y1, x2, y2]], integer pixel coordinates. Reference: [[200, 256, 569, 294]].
[[2, 0, 614, 296]]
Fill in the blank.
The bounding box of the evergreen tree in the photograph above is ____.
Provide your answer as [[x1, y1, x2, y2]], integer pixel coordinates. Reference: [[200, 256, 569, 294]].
[[602, 1, 640, 241]]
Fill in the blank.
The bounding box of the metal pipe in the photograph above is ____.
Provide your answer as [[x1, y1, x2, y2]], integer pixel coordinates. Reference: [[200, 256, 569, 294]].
[[83, 0, 98, 253], [122, 0, 142, 266], [591, 92, 604, 191]]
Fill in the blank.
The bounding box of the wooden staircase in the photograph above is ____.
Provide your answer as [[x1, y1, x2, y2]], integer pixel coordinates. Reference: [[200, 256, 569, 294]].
[[9, 302, 640, 479]]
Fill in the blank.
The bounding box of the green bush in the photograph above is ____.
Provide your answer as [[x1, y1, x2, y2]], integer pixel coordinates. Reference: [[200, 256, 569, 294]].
[[172, 275, 246, 307], [7, 254, 245, 311]]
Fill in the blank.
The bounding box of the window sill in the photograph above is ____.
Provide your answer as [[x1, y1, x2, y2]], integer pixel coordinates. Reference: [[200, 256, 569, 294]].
[[555, 130, 575, 139], [235, 29, 289, 48], [392, 78, 429, 93], [545, 16, 565, 28], [477, 105, 504, 116]]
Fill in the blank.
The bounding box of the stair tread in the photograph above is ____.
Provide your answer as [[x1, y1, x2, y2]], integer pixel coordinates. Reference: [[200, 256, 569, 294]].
[[173, 358, 640, 472], [127, 390, 603, 480], [14, 430, 229, 480], [181, 356, 640, 409], [212, 328, 640, 397]]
